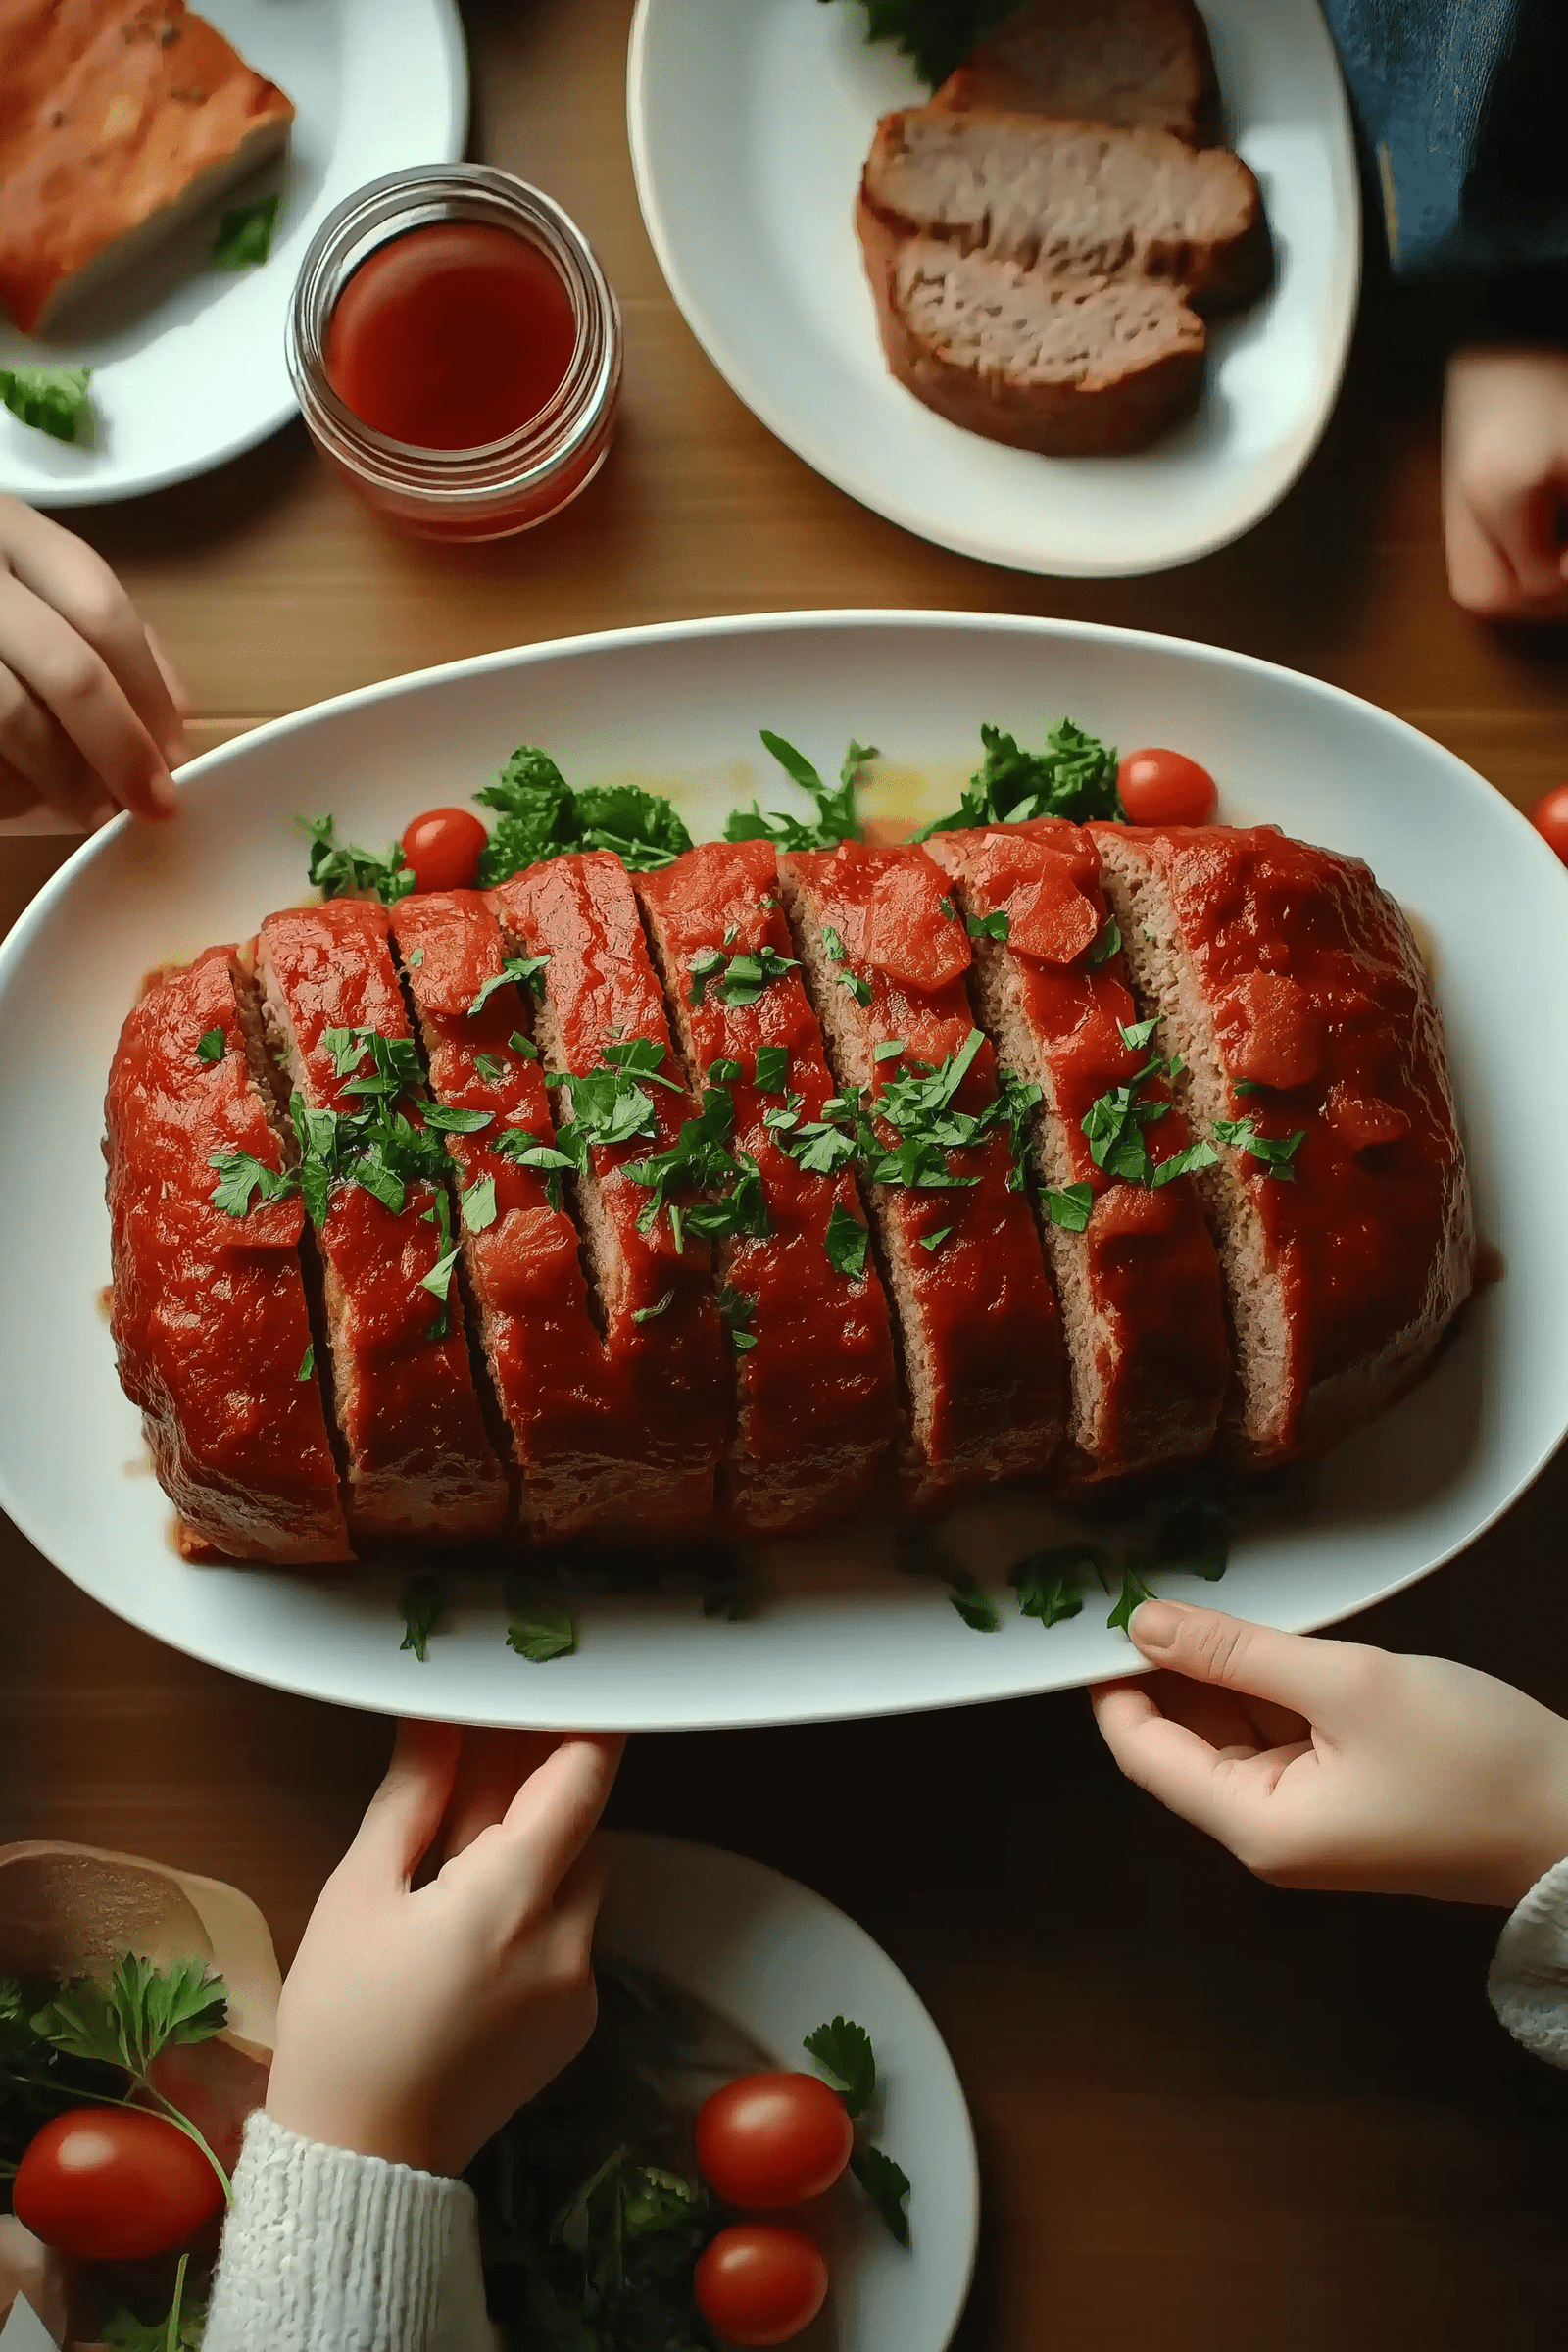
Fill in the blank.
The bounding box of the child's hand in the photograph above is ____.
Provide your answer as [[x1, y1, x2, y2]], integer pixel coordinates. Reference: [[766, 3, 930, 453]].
[[0, 492, 186, 828], [1091, 1599, 1568, 1906], [265, 1720, 624, 2177], [1443, 343, 1568, 618]]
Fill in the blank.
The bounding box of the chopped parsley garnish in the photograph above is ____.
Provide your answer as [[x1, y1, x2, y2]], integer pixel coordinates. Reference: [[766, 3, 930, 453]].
[[1044, 1181, 1094, 1232], [296, 1343, 315, 1383], [631, 1289, 675, 1323], [938, 896, 957, 921], [1212, 1116, 1307, 1179], [823, 1200, 869, 1277], [708, 1055, 744, 1084], [1012, 1544, 1104, 1628], [420, 1103, 494, 1134], [874, 1038, 906, 1063], [300, 814, 415, 905], [461, 1173, 498, 1232], [473, 745, 692, 883], [195, 1027, 225, 1063], [996, 1067, 1043, 1190], [419, 1188, 461, 1339], [209, 1152, 295, 1218], [399, 1573, 445, 1662], [1080, 1021, 1214, 1190], [407, 948, 424, 968], [688, 943, 799, 1007], [804, 2015, 875, 2117], [213, 193, 280, 269], [950, 1584, 1000, 1632], [0, 364, 91, 444], [504, 1592, 577, 1663], [851, 2144, 912, 2246], [920, 1225, 952, 1251], [755, 1044, 790, 1091], [468, 956, 549, 1015], [493, 1125, 576, 1207], [716, 1282, 759, 1351], [898, 1530, 997, 1630], [474, 1053, 509, 1084], [914, 716, 1123, 840], [1107, 1561, 1155, 1633], [966, 907, 1010, 942], [547, 1050, 662, 1171], [625, 1087, 772, 1252], [508, 1030, 538, 1058], [724, 733, 875, 852], [1232, 1078, 1264, 1095], [1086, 919, 1122, 968]]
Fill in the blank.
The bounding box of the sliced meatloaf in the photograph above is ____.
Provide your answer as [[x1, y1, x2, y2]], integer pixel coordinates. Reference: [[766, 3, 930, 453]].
[[927, 821, 1229, 1480], [635, 841, 902, 1536], [104, 946, 350, 1565], [389, 891, 645, 1548], [256, 902, 508, 1547], [934, 0, 1219, 145], [1091, 824, 1476, 1462], [780, 841, 1067, 1510], [856, 105, 1267, 455], [488, 853, 730, 1541]]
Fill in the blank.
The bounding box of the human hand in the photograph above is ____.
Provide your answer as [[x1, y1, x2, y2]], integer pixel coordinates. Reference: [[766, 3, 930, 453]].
[[1091, 1599, 1568, 1907], [265, 1720, 624, 2176], [0, 491, 186, 829], [1443, 343, 1568, 618]]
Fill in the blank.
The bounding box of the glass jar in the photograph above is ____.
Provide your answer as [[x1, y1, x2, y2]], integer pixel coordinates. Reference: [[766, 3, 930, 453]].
[[286, 165, 622, 543]]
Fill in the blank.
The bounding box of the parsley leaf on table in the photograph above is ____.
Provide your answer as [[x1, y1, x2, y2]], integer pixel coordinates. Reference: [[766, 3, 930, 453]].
[[0, 365, 91, 444], [724, 732, 876, 852]]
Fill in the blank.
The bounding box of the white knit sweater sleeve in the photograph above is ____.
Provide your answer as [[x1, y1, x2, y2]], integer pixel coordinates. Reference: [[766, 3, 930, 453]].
[[1488, 1852, 1568, 2070], [201, 2111, 496, 2352]]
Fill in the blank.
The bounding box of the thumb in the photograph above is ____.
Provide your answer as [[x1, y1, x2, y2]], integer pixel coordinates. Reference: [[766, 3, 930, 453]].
[[353, 1717, 464, 1886], [1129, 1600, 1357, 1729]]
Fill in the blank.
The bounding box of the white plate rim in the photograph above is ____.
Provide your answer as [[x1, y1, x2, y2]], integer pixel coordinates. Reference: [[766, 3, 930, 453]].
[[623, 0, 1363, 579], [8, 0, 469, 510], [595, 1826, 980, 2352]]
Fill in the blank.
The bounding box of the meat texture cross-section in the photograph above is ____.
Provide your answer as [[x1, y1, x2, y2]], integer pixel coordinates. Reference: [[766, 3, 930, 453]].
[[489, 852, 731, 1540], [932, 0, 1219, 143], [104, 945, 351, 1565], [256, 901, 508, 1548], [781, 840, 1068, 1509], [634, 840, 902, 1535]]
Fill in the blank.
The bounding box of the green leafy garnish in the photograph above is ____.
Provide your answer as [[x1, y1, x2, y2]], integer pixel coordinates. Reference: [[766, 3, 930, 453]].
[[624, 1080, 772, 1253], [296, 1343, 315, 1382], [474, 1053, 509, 1084], [824, 1199, 869, 1276], [1087, 919, 1122, 968], [898, 1531, 996, 1631], [493, 1124, 576, 1208], [631, 1289, 675, 1323], [688, 944, 799, 1008], [851, 2142, 912, 2246], [828, 0, 1019, 86], [804, 2015, 875, 2117], [754, 1045, 790, 1091], [716, 1283, 758, 1352], [1043, 1182, 1094, 1232], [209, 1151, 295, 1218], [506, 1594, 577, 1663], [33, 1954, 227, 2081], [724, 733, 875, 852], [195, 1027, 225, 1063], [102, 2255, 206, 2351], [399, 1574, 445, 1662], [914, 717, 1122, 840], [300, 813, 415, 905], [966, 907, 1010, 942], [950, 1585, 1000, 1632], [461, 1173, 498, 1232], [920, 1224, 952, 1250], [0, 364, 91, 444], [1152, 1496, 1229, 1581], [213, 193, 280, 269], [1107, 1562, 1155, 1633], [420, 1103, 494, 1135], [874, 1038, 906, 1063], [509, 1030, 538, 1058], [1012, 1544, 1106, 1628], [474, 745, 692, 883], [468, 956, 550, 1015], [1212, 1116, 1307, 1180]]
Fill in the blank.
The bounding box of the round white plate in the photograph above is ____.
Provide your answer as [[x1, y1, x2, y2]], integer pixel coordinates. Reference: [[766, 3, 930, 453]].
[[626, 0, 1360, 578], [0, 0, 467, 509], [0, 610, 1563, 1729], [596, 1831, 978, 2352]]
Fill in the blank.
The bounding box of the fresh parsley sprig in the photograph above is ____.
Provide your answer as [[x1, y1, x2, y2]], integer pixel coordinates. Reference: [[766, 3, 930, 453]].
[[474, 745, 692, 883], [829, 0, 1020, 87], [914, 716, 1123, 841], [687, 943, 800, 1008], [724, 733, 875, 853], [0, 364, 91, 444], [803, 2013, 911, 2245], [300, 814, 415, 905], [1212, 1115, 1307, 1180]]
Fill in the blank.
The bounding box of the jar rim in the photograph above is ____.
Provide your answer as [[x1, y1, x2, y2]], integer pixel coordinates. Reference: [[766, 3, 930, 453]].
[[286, 164, 622, 510]]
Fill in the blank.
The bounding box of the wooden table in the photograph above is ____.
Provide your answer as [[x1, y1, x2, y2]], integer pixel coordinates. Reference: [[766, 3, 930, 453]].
[[4, 4, 1567, 2343]]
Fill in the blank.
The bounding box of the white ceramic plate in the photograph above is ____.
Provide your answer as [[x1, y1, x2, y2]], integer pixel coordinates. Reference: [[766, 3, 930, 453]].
[[0, 610, 1563, 1729], [597, 1831, 978, 2352], [626, 0, 1359, 578], [0, 0, 467, 509]]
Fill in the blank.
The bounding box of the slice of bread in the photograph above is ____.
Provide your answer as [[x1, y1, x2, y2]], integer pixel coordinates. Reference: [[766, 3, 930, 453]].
[[934, 0, 1219, 145], [0, 2, 293, 336]]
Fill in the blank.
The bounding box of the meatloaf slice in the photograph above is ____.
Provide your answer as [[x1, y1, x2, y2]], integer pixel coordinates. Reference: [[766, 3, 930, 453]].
[[389, 891, 646, 1549], [488, 853, 730, 1542], [780, 841, 1067, 1511], [105, 945, 350, 1565], [0, 3, 294, 335], [256, 902, 508, 1548], [634, 841, 901, 1537], [933, 0, 1219, 145], [1091, 824, 1476, 1462], [926, 821, 1228, 1480]]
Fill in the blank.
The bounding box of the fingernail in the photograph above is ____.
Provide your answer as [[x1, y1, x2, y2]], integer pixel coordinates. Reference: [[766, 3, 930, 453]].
[[1128, 1598, 1186, 1651]]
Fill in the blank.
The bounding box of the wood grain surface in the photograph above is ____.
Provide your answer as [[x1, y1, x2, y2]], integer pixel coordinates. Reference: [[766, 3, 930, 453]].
[[2, 3, 1566, 2345]]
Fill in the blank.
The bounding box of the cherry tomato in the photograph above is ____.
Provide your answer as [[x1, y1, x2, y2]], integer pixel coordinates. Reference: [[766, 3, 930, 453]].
[[695, 2072, 854, 2209], [694, 2225, 829, 2348], [400, 806, 488, 894], [13, 2108, 224, 2262], [1117, 748, 1217, 826], [1529, 785, 1568, 866]]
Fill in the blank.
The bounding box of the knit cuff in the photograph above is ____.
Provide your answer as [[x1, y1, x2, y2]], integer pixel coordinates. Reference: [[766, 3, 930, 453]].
[[202, 2110, 493, 2352], [1488, 1852, 1568, 2072]]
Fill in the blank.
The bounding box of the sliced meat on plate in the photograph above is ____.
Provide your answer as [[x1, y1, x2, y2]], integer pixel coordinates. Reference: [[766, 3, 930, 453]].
[[635, 840, 902, 1536], [928, 819, 1229, 1480], [104, 945, 350, 1564], [933, 0, 1219, 145], [780, 840, 1068, 1510], [256, 901, 508, 1547]]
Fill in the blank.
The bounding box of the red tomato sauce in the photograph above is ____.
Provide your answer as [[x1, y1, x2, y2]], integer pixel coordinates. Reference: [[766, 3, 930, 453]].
[[634, 842, 901, 1535], [324, 221, 577, 450]]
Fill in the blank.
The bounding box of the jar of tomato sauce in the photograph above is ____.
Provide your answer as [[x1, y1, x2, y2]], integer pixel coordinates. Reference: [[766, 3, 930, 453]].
[[286, 166, 621, 542]]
